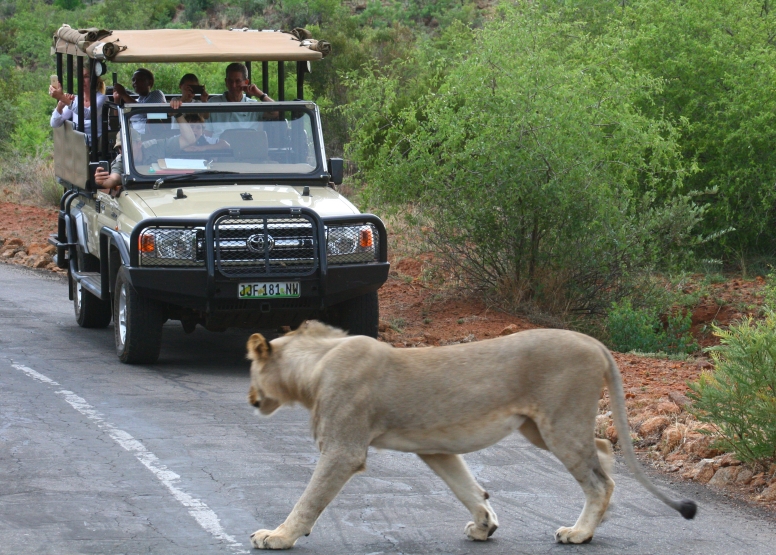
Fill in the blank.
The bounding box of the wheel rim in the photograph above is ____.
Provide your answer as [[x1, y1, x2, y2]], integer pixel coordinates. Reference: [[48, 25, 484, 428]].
[[118, 283, 128, 345], [75, 281, 83, 315]]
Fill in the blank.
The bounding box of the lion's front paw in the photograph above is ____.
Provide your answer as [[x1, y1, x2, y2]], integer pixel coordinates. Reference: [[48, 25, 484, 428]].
[[554, 526, 593, 544], [250, 528, 296, 550], [464, 510, 498, 541]]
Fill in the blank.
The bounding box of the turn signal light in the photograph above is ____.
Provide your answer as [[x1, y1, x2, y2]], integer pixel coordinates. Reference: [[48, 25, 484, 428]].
[[359, 227, 373, 248], [139, 233, 155, 253]]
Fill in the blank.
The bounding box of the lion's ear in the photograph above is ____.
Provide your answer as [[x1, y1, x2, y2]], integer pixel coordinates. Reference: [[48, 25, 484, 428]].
[[247, 333, 272, 361]]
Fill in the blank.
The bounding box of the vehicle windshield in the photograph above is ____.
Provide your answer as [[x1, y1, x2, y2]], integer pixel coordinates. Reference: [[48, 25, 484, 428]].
[[123, 103, 319, 178]]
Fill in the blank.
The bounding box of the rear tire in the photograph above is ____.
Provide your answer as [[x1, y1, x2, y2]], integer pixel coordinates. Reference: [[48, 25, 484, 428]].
[[114, 269, 164, 364], [325, 291, 379, 337], [72, 273, 112, 328]]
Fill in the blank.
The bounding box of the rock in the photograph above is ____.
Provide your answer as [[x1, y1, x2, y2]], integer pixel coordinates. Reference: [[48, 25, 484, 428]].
[[4, 237, 23, 247], [499, 324, 519, 336], [757, 482, 776, 502], [709, 466, 739, 487], [378, 320, 390, 332], [605, 425, 618, 445], [32, 255, 51, 269], [695, 359, 714, 370], [0, 248, 18, 259], [736, 467, 754, 485], [718, 452, 741, 467], [638, 415, 671, 438], [656, 401, 681, 415], [751, 473, 767, 489], [660, 425, 685, 455], [684, 436, 724, 459], [27, 243, 55, 256], [687, 459, 716, 483], [668, 391, 692, 408]]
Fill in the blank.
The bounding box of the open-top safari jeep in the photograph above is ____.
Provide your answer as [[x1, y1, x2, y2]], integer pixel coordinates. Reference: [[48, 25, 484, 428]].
[[48, 26, 389, 363]]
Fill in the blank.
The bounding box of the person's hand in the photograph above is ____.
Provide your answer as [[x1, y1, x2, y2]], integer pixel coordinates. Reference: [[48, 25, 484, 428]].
[[244, 83, 262, 98], [49, 83, 61, 99], [200, 86, 209, 102], [170, 98, 182, 110], [113, 83, 127, 103], [94, 167, 110, 187]]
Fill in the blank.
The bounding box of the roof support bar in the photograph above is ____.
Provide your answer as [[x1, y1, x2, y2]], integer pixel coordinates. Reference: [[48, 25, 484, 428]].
[[66, 54, 73, 95], [277, 60, 285, 102], [76, 55, 84, 133], [56, 53, 63, 89], [89, 58, 99, 161], [296, 61, 304, 100], [262, 61, 269, 96]]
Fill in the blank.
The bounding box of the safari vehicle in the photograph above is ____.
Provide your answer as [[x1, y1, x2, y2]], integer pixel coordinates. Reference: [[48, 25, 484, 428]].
[[48, 26, 389, 364]]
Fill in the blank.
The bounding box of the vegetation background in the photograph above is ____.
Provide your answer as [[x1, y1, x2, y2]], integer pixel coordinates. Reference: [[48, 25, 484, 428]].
[[3, 0, 776, 318]]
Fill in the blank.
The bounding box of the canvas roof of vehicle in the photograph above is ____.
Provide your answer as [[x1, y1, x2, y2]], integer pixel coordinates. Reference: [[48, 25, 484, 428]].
[[52, 28, 325, 63]]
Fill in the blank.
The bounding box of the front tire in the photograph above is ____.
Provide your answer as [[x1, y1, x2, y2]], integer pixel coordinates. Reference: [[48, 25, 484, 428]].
[[114, 269, 164, 364], [325, 291, 379, 337], [72, 272, 112, 328]]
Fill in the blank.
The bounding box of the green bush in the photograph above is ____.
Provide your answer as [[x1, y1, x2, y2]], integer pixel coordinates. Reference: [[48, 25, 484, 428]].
[[688, 313, 776, 464], [346, 4, 702, 315], [606, 300, 697, 355]]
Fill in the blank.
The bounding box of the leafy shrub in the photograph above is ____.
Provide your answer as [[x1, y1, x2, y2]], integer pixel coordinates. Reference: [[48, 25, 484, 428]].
[[688, 314, 776, 464], [346, 4, 702, 316], [606, 299, 697, 355], [606, 300, 663, 353]]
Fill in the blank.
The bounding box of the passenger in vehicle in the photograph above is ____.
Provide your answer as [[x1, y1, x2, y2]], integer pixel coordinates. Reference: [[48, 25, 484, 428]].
[[206, 63, 275, 137], [169, 73, 210, 127], [49, 69, 106, 142], [133, 113, 230, 164], [94, 133, 123, 195], [174, 73, 210, 105], [113, 68, 166, 133]]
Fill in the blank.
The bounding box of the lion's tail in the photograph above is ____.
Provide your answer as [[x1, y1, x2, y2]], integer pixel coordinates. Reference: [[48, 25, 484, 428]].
[[600, 344, 697, 520]]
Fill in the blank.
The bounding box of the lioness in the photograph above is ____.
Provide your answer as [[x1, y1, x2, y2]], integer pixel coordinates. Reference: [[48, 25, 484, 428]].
[[246, 321, 696, 549]]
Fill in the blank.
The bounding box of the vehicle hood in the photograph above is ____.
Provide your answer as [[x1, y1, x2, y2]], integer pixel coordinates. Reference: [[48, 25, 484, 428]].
[[130, 184, 360, 219]]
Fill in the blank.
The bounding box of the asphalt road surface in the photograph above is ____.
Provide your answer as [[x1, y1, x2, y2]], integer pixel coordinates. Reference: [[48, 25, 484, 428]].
[[1, 262, 775, 555]]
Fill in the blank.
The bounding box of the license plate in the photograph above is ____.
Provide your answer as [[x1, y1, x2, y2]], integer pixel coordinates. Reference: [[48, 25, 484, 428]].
[[238, 282, 300, 299]]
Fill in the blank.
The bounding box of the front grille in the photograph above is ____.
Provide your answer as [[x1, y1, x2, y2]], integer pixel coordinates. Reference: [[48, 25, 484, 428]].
[[214, 214, 319, 278]]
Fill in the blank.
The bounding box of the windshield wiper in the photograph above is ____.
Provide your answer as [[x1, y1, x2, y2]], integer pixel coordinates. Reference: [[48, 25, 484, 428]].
[[152, 170, 240, 189]]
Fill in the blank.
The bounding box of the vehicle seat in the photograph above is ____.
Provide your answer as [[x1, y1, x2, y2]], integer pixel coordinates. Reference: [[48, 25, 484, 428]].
[[219, 129, 269, 161]]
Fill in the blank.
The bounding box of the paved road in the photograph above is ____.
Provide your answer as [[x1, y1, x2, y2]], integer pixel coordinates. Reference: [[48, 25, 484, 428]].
[[1, 262, 775, 555]]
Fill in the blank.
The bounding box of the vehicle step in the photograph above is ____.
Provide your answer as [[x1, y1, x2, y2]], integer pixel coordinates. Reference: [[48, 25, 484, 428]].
[[76, 274, 102, 299]]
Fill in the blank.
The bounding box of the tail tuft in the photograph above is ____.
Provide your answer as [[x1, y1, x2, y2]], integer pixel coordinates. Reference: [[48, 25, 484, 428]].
[[678, 500, 697, 520]]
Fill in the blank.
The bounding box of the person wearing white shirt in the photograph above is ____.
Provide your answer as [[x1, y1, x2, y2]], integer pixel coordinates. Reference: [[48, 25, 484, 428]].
[[49, 69, 106, 143]]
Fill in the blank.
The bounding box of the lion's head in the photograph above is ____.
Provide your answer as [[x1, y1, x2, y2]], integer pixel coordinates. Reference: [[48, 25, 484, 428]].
[[247, 321, 349, 415], [246, 332, 283, 415]]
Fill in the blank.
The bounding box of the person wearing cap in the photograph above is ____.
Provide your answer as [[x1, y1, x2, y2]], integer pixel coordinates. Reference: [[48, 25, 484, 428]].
[[113, 68, 166, 133], [94, 133, 125, 194]]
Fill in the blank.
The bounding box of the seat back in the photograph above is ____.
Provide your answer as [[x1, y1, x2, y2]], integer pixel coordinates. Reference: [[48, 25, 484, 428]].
[[219, 128, 269, 161]]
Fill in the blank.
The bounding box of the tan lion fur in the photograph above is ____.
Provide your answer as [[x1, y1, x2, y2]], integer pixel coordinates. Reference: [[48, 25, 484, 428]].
[[245, 320, 695, 550]]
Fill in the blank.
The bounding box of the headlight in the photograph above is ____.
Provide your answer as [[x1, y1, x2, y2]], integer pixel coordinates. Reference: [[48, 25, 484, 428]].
[[326, 224, 377, 264], [138, 228, 201, 266]]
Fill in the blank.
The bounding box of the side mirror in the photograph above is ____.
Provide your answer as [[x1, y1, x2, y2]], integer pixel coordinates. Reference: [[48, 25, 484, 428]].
[[327, 158, 343, 185]]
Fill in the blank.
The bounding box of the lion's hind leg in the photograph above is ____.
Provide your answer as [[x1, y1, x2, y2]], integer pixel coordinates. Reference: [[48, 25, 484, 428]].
[[418, 453, 499, 541], [539, 424, 614, 544]]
